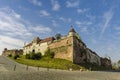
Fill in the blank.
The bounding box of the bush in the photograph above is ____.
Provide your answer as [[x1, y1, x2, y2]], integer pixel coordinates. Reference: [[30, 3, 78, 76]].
[[34, 52, 42, 60], [26, 52, 42, 60], [44, 48, 55, 58], [8, 54, 12, 57], [14, 54, 20, 60], [26, 54, 30, 59]]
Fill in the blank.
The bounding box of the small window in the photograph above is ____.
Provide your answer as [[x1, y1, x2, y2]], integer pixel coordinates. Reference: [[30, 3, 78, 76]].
[[32, 49, 35, 53], [66, 40, 69, 44]]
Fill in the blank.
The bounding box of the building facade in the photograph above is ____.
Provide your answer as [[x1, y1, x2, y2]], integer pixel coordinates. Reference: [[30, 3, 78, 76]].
[[23, 37, 55, 55], [23, 28, 102, 65]]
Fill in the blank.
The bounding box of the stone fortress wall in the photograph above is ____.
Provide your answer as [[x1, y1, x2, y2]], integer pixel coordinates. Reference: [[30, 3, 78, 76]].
[[48, 30, 101, 65], [2, 48, 23, 56], [2, 28, 111, 68], [22, 28, 111, 66], [48, 36, 73, 61]]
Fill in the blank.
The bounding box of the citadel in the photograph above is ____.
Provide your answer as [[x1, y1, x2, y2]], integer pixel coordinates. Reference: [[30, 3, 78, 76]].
[[2, 28, 111, 68]]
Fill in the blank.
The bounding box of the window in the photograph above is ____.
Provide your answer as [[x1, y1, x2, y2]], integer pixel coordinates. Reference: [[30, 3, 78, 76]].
[[66, 40, 68, 44], [32, 49, 35, 53]]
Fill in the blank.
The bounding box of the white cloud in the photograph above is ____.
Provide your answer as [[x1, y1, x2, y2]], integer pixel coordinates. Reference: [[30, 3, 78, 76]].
[[0, 7, 32, 55], [0, 35, 24, 55], [86, 14, 96, 21], [0, 7, 52, 55], [39, 10, 50, 17], [66, 0, 79, 8], [114, 27, 120, 36], [75, 21, 82, 25], [30, 26, 52, 34], [77, 8, 89, 14], [0, 7, 32, 38], [0, 35, 24, 47], [75, 20, 92, 33], [81, 27, 88, 32], [29, 0, 42, 6], [52, 20, 58, 27], [51, 0, 60, 11], [77, 9, 83, 13], [115, 27, 120, 30], [59, 17, 71, 23], [100, 8, 114, 37], [75, 21, 92, 27]]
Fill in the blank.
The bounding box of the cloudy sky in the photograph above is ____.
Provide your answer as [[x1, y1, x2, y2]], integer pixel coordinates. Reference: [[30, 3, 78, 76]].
[[0, 0, 120, 62]]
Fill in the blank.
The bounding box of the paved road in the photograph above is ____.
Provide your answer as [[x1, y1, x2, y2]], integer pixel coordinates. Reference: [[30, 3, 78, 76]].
[[0, 56, 33, 71], [0, 56, 120, 80]]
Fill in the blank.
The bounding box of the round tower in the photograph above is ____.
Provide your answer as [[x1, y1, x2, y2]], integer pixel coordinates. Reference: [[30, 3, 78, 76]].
[[68, 27, 76, 36], [68, 27, 81, 40]]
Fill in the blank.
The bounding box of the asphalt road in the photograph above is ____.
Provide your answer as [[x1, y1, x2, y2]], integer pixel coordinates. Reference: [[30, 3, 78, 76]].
[[0, 56, 24, 71], [0, 56, 120, 80]]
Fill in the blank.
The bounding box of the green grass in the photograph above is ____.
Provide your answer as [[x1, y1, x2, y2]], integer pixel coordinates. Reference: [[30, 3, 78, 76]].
[[9, 55, 85, 70], [8, 55, 112, 71]]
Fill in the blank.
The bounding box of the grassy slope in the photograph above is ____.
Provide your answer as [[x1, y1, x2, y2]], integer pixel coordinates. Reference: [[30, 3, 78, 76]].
[[9, 55, 110, 71], [9, 55, 86, 70]]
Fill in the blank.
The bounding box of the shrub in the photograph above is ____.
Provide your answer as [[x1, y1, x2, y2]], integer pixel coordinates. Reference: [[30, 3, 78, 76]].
[[26, 54, 30, 59], [34, 52, 42, 60], [25, 52, 42, 60], [30, 52, 35, 59], [14, 54, 20, 60], [44, 48, 55, 58], [8, 54, 12, 57]]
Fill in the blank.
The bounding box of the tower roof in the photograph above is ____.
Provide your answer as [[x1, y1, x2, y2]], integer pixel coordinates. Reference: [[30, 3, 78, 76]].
[[69, 27, 76, 33]]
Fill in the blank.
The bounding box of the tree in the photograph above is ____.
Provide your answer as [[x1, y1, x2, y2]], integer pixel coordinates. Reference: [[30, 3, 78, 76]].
[[26, 53, 31, 59], [118, 60, 120, 64], [14, 54, 20, 60], [8, 54, 12, 57], [55, 33, 61, 40], [118, 60, 120, 69], [44, 48, 55, 58], [112, 62, 118, 70]]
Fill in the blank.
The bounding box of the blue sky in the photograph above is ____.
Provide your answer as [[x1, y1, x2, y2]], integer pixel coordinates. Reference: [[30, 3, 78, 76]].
[[0, 0, 120, 62]]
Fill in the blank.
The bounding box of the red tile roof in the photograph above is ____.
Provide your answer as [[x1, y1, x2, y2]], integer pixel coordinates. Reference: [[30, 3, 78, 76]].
[[24, 43, 32, 47], [39, 37, 55, 43], [24, 37, 55, 47]]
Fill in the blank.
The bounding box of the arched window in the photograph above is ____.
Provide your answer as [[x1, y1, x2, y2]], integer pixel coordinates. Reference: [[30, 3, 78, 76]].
[[32, 49, 35, 53]]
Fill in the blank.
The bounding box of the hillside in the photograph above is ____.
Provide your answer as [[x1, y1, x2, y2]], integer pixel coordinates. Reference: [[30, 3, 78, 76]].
[[8, 55, 87, 70]]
